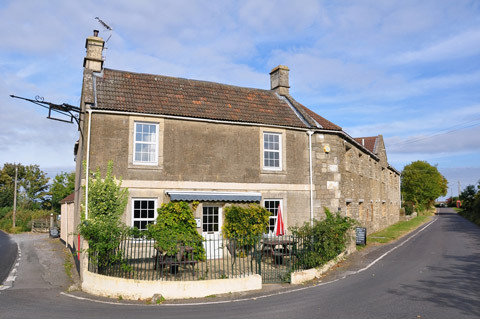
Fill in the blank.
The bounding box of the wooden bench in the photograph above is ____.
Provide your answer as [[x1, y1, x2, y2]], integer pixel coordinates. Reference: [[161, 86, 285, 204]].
[[261, 239, 298, 265], [154, 246, 197, 275]]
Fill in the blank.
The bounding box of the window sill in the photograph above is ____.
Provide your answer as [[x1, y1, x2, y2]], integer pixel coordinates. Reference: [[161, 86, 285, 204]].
[[128, 163, 163, 170], [260, 169, 286, 175]]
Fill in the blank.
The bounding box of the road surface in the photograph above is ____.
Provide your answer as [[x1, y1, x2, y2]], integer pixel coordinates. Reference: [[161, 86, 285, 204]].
[[1, 208, 479, 318], [0, 230, 17, 285]]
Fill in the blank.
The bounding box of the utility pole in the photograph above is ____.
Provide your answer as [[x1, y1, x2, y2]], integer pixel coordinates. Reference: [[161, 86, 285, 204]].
[[13, 165, 18, 228], [458, 181, 461, 197]]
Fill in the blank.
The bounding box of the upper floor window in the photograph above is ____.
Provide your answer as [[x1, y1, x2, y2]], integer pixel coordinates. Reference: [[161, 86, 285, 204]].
[[263, 132, 282, 170], [134, 122, 158, 165]]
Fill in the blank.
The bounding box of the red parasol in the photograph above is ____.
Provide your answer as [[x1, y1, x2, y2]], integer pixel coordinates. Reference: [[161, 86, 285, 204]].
[[274, 204, 285, 236]]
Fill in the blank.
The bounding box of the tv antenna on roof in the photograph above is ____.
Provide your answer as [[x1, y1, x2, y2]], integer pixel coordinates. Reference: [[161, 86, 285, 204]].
[[95, 17, 113, 42]]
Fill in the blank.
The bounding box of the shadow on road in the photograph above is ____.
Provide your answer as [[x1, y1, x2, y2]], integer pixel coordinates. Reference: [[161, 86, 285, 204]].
[[387, 214, 480, 317]]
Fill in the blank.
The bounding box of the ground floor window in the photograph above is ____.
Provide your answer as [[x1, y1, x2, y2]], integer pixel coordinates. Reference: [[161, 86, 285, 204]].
[[264, 199, 282, 234], [202, 206, 220, 233], [132, 199, 156, 231]]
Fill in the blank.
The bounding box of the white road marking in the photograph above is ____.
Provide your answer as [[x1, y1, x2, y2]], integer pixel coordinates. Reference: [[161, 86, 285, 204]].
[[1, 243, 21, 291]]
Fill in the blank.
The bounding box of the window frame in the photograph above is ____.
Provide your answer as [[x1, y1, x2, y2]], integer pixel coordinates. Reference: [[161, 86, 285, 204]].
[[263, 132, 282, 171], [202, 206, 222, 234], [131, 198, 157, 231], [133, 121, 159, 166], [263, 199, 283, 234]]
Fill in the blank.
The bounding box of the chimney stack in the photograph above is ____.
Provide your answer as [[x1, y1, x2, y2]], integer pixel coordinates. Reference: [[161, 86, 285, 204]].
[[83, 30, 104, 72], [270, 65, 290, 95]]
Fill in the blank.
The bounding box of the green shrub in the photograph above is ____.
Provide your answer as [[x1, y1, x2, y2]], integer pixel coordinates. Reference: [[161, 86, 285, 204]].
[[290, 208, 355, 269], [0, 206, 11, 220], [222, 204, 270, 252], [0, 208, 52, 232], [147, 201, 205, 260], [78, 161, 130, 272]]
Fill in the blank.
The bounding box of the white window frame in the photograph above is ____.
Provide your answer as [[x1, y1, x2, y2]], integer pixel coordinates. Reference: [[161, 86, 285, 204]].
[[202, 206, 222, 234], [263, 199, 283, 234], [131, 198, 157, 231], [263, 132, 282, 170], [133, 122, 159, 165]]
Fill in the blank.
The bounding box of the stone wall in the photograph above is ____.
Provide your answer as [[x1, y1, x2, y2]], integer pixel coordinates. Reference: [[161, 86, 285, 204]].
[[311, 132, 400, 233]]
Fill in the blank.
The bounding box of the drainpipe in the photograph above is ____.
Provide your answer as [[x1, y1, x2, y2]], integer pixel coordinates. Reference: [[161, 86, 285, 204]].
[[307, 130, 314, 226], [84, 109, 93, 220], [399, 173, 402, 209]]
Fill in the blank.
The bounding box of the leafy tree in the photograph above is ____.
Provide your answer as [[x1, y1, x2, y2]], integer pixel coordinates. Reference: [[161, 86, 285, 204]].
[[84, 161, 128, 219], [401, 161, 448, 212], [50, 172, 75, 212], [78, 161, 129, 272], [22, 164, 50, 208], [459, 185, 477, 210], [223, 204, 270, 238], [0, 163, 49, 209], [147, 201, 205, 260], [222, 204, 271, 254]]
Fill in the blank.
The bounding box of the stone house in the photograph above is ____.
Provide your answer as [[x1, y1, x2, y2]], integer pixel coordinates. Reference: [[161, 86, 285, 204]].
[[72, 31, 400, 254]]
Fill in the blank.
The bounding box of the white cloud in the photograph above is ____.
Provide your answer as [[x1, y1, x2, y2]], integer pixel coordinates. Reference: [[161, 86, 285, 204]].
[[386, 125, 480, 154], [0, 0, 479, 179], [390, 28, 480, 64]]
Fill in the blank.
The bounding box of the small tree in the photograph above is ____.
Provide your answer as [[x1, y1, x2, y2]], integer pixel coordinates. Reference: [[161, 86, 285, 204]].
[[0, 163, 50, 209], [147, 201, 205, 260], [222, 204, 270, 253], [50, 172, 75, 213], [78, 161, 129, 272], [401, 161, 448, 212], [460, 185, 477, 211]]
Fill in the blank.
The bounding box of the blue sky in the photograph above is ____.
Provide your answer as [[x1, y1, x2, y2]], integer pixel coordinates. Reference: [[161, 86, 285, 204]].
[[0, 0, 479, 198]]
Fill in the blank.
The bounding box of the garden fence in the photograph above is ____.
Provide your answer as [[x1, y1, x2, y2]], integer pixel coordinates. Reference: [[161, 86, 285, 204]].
[[87, 233, 337, 283]]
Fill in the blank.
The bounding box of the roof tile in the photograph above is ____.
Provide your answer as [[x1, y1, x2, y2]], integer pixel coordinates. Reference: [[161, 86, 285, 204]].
[[94, 68, 342, 130]]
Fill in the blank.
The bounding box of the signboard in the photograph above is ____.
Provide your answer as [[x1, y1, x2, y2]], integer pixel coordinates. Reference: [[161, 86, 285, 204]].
[[355, 227, 367, 245], [194, 218, 202, 228]]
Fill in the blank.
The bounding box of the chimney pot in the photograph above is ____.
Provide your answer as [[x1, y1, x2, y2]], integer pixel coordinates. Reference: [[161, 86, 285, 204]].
[[93, 30, 99, 37], [270, 65, 290, 95]]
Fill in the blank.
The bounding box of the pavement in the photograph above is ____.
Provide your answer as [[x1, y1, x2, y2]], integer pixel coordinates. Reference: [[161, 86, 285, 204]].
[[2, 218, 432, 305]]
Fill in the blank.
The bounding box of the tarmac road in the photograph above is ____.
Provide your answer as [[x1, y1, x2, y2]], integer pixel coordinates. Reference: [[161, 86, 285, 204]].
[[0, 230, 17, 286], [0, 208, 479, 318]]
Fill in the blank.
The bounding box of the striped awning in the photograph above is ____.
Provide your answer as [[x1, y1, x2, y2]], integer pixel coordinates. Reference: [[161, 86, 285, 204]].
[[165, 191, 262, 202]]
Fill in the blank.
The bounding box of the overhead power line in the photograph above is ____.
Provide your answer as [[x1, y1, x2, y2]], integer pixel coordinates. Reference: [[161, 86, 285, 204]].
[[389, 117, 480, 147]]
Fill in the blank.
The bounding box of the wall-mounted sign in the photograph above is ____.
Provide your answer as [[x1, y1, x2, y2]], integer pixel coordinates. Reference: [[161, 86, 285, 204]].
[[195, 218, 202, 228]]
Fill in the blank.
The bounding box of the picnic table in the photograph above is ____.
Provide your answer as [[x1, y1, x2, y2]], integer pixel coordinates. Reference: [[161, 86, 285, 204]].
[[154, 246, 197, 275], [261, 237, 297, 264]]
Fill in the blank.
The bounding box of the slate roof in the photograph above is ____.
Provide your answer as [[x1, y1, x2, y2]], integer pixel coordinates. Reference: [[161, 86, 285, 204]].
[[354, 136, 378, 153], [94, 68, 342, 131]]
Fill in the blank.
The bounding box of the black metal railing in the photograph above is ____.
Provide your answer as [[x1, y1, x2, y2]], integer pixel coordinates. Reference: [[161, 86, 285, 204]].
[[87, 233, 339, 283]]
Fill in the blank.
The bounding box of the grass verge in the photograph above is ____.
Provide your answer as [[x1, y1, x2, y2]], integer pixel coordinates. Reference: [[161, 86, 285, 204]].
[[367, 215, 431, 244], [63, 249, 74, 282], [458, 209, 480, 226]]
